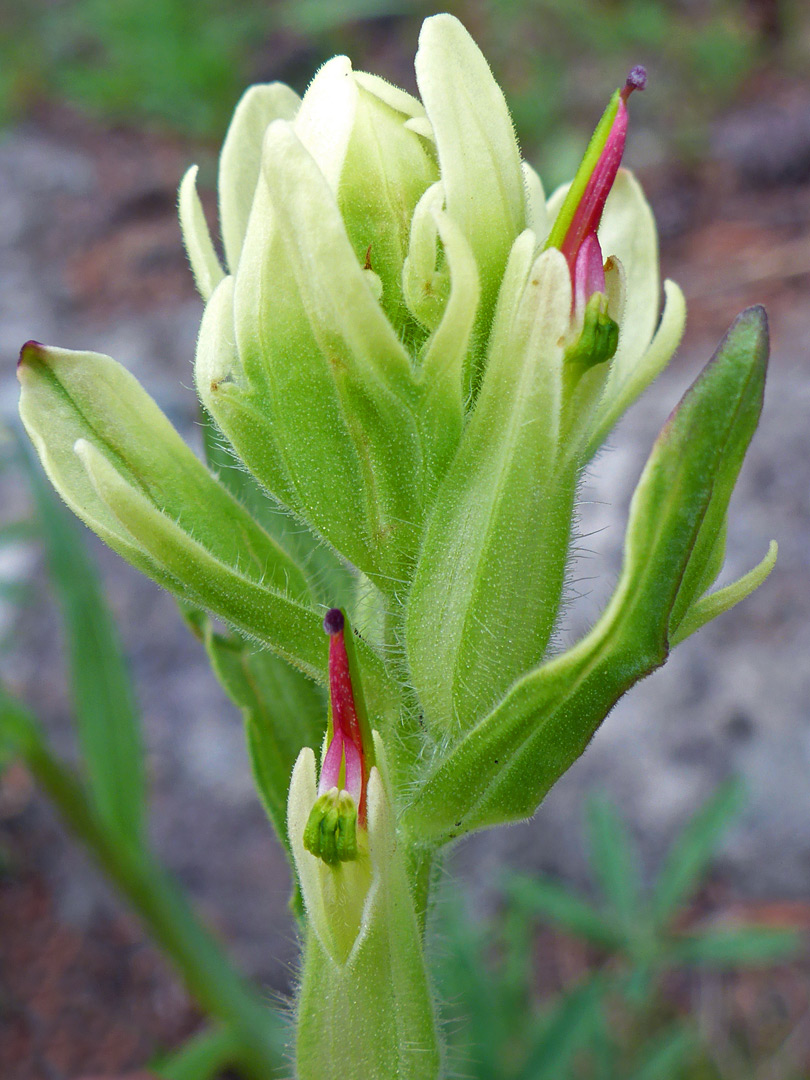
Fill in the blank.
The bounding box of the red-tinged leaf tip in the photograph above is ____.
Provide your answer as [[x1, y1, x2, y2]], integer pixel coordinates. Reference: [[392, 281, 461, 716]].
[[18, 340, 46, 368], [323, 607, 344, 635], [622, 65, 647, 100]]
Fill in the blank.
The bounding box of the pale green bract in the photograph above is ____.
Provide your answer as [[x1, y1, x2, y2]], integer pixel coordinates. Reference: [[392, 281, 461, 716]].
[[17, 14, 774, 1079]]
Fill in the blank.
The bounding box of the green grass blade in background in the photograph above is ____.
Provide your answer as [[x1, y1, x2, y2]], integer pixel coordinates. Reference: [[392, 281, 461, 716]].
[[626, 1024, 695, 1080], [652, 779, 745, 927], [18, 435, 146, 850], [0, 684, 286, 1071], [668, 927, 800, 968], [507, 874, 621, 949], [151, 1023, 261, 1080], [521, 978, 605, 1080], [586, 796, 643, 941]]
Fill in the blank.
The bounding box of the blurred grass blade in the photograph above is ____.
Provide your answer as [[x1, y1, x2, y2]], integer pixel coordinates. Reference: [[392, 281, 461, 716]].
[[507, 874, 620, 948], [152, 1024, 261, 1080], [586, 796, 642, 940], [0, 685, 286, 1070], [522, 978, 605, 1080], [434, 900, 505, 1078], [669, 927, 800, 968], [627, 1025, 695, 1080], [653, 779, 745, 926], [19, 434, 145, 849]]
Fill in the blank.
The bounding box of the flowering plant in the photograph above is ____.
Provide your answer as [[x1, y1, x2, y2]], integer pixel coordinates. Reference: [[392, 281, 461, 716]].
[[17, 14, 774, 1078]]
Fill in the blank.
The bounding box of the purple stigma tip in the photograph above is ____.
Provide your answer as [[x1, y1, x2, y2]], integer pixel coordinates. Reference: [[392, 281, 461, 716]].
[[626, 66, 647, 93], [323, 608, 345, 636]]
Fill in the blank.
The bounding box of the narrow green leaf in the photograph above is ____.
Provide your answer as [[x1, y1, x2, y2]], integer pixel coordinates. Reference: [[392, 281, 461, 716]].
[[74, 436, 330, 683], [401, 308, 769, 844], [522, 978, 605, 1080], [668, 927, 800, 968], [585, 796, 642, 937], [20, 436, 145, 849], [652, 779, 745, 926], [151, 1025, 252, 1080], [507, 875, 621, 949], [626, 1025, 695, 1080], [0, 687, 287, 1071]]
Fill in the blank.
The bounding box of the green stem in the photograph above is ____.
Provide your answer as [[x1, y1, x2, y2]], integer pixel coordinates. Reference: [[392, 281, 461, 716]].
[[3, 698, 286, 1075]]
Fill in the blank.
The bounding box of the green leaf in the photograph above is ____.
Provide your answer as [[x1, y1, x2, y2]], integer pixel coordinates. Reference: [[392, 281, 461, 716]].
[[652, 779, 745, 926], [20, 435, 145, 849], [76, 436, 330, 679], [668, 927, 800, 968], [585, 796, 642, 939], [415, 13, 525, 334], [401, 308, 769, 844], [204, 624, 326, 856], [507, 874, 621, 949]]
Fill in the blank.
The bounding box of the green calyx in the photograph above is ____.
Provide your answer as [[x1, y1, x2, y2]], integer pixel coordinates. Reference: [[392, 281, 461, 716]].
[[303, 788, 362, 866], [565, 292, 620, 368]]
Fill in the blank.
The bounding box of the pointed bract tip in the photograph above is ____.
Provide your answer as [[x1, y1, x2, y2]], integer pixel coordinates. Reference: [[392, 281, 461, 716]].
[[622, 66, 647, 100], [323, 608, 345, 635], [18, 340, 46, 368], [738, 303, 768, 331]]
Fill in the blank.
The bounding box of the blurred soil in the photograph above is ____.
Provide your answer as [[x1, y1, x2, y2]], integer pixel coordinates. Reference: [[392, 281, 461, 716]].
[[1, 83, 810, 1076]]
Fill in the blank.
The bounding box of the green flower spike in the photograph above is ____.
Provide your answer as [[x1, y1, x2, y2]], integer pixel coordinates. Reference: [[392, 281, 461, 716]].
[[18, 13, 775, 1080]]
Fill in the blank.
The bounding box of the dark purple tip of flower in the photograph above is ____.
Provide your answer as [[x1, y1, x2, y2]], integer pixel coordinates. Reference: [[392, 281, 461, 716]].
[[323, 608, 345, 636], [18, 340, 45, 368], [622, 66, 647, 100]]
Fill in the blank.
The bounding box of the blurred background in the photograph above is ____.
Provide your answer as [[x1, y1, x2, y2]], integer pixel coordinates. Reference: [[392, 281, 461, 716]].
[[0, 0, 809, 1077]]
